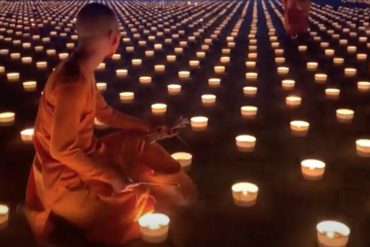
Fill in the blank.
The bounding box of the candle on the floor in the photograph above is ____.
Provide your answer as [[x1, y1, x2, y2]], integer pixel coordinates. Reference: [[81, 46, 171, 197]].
[[111, 54, 121, 60], [132, 59, 142, 66], [138, 213, 170, 243], [191, 116, 208, 131], [167, 55, 176, 62], [290, 120, 309, 136], [96, 62, 105, 70], [325, 88, 340, 99], [119, 92, 134, 103], [10, 53, 20, 60], [171, 152, 192, 171], [282, 79, 295, 90], [46, 49, 56, 56], [214, 66, 225, 74], [189, 60, 200, 68], [347, 46, 357, 54], [0, 66, 4, 74], [151, 103, 167, 116], [0, 112, 15, 126], [145, 50, 154, 57], [178, 71, 190, 79], [301, 159, 326, 180], [220, 56, 230, 64], [58, 53, 68, 60], [21, 56, 32, 64], [201, 94, 216, 106], [316, 221, 350, 247], [208, 78, 221, 88], [7, 72, 20, 82], [0, 49, 9, 55], [286, 96, 302, 108], [357, 81, 370, 92], [277, 66, 289, 76], [336, 109, 354, 123], [20, 128, 34, 143], [243, 86, 257, 97], [356, 139, 370, 157], [333, 57, 344, 66], [275, 57, 285, 64], [231, 182, 258, 207], [96, 82, 107, 92], [356, 53, 367, 61], [314, 73, 327, 84], [139, 76, 152, 85], [245, 72, 258, 80], [116, 69, 128, 78], [307, 62, 318, 71], [241, 106, 257, 119], [235, 135, 256, 152], [325, 49, 335, 57], [196, 52, 206, 59], [344, 68, 357, 77], [23, 81, 37, 92], [168, 84, 181, 95], [245, 61, 256, 69], [154, 65, 165, 73], [0, 204, 9, 229], [36, 61, 47, 69], [298, 45, 307, 52]]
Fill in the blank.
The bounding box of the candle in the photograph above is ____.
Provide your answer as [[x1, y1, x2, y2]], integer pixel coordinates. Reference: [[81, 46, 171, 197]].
[[356, 53, 367, 61], [139, 76, 152, 85], [356, 139, 370, 157], [116, 69, 128, 78], [290, 120, 309, 136], [347, 46, 357, 54], [196, 52, 206, 59], [23, 81, 37, 92], [151, 103, 167, 116], [301, 159, 326, 180], [208, 78, 221, 88], [214, 66, 225, 74], [119, 92, 134, 103], [171, 152, 192, 171], [333, 57, 344, 66], [316, 221, 350, 247], [96, 82, 107, 92], [277, 66, 289, 76], [21, 57, 32, 64], [0, 112, 15, 126], [201, 94, 216, 106], [168, 84, 181, 95], [231, 182, 258, 207], [248, 53, 257, 60], [167, 55, 176, 62], [7, 72, 20, 82], [344, 68, 357, 77], [286, 96, 302, 108], [111, 54, 121, 60], [96, 63, 106, 70], [132, 59, 142, 66], [282, 79, 295, 90], [10, 53, 20, 60], [138, 213, 170, 243], [298, 45, 307, 52], [178, 71, 190, 79], [189, 60, 200, 68], [235, 135, 256, 152], [325, 49, 335, 57], [307, 62, 318, 71], [275, 57, 285, 64], [245, 61, 256, 69], [241, 106, 257, 119], [336, 109, 354, 123], [36, 61, 47, 69], [245, 72, 258, 81], [357, 81, 370, 92], [154, 65, 165, 73], [325, 88, 340, 99], [46, 49, 56, 56], [20, 128, 34, 143], [315, 73, 327, 84], [243, 86, 257, 97], [220, 56, 230, 64], [0, 66, 4, 74], [0, 204, 9, 229], [191, 116, 208, 131], [58, 53, 69, 60]]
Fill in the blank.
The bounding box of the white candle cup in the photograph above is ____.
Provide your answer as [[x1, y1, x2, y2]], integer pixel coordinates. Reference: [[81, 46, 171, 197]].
[[235, 135, 256, 152], [356, 139, 370, 157], [286, 96, 302, 108], [167, 55, 176, 63], [347, 46, 357, 54], [21, 57, 32, 64], [282, 79, 295, 90], [356, 53, 367, 61], [307, 62, 318, 71], [325, 88, 340, 100], [316, 221, 350, 247], [116, 69, 128, 78], [325, 49, 335, 57], [111, 54, 121, 60], [168, 84, 182, 95], [191, 116, 208, 131], [336, 109, 354, 123], [0, 66, 4, 74], [96, 82, 107, 92], [36, 61, 47, 69], [248, 53, 258, 60], [196, 52, 206, 59], [231, 182, 258, 207], [23, 81, 37, 92], [20, 128, 34, 143], [178, 71, 190, 79], [132, 59, 142, 66], [154, 65, 165, 73], [0, 112, 15, 126], [344, 68, 357, 78], [46, 49, 56, 56], [119, 92, 134, 103], [243, 86, 258, 97], [298, 45, 307, 52], [139, 76, 152, 85], [301, 159, 326, 180], [245, 61, 256, 69], [0, 49, 9, 55], [0, 204, 9, 229], [189, 60, 200, 68], [277, 66, 289, 76], [208, 78, 221, 88], [171, 152, 192, 171], [96, 63, 106, 70], [333, 57, 344, 66], [10, 53, 20, 60], [151, 103, 167, 116], [220, 56, 230, 64], [214, 66, 225, 74], [315, 73, 328, 84], [222, 48, 231, 55], [58, 53, 69, 60], [138, 213, 170, 244], [357, 81, 370, 92], [126, 46, 134, 53], [290, 120, 310, 137], [201, 94, 216, 106], [245, 72, 258, 81], [241, 106, 258, 119], [275, 57, 285, 64], [7, 72, 20, 82]]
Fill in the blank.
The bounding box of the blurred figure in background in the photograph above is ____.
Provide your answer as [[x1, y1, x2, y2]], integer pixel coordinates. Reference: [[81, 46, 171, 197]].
[[282, 0, 311, 38]]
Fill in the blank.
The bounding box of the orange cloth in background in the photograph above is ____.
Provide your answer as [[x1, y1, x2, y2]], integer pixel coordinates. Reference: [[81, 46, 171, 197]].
[[25, 62, 156, 245], [283, 0, 310, 36]]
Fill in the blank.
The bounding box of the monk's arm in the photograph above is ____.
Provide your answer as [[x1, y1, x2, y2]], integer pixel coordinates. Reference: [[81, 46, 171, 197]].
[[50, 83, 121, 186], [95, 91, 150, 132]]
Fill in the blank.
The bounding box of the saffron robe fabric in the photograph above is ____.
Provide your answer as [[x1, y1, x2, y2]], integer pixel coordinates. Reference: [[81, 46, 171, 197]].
[[283, 0, 310, 36]]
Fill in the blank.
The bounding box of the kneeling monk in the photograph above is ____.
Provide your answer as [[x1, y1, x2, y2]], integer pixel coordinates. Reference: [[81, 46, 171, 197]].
[[25, 3, 197, 245]]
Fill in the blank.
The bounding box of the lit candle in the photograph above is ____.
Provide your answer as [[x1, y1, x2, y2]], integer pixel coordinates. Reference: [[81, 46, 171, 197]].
[[189, 60, 200, 68], [7, 72, 20, 82], [347, 46, 357, 54], [151, 103, 167, 116], [333, 57, 344, 66], [290, 120, 310, 136], [20, 128, 34, 143], [10, 53, 20, 60], [116, 69, 128, 78], [275, 57, 285, 64], [138, 213, 170, 243], [282, 79, 295, 90], [139, 76, 152, 85], [0, 204, 9, 229], [36, 61, 47, 69], [208, 78, 221, 88], [58, 53, 68, 60], [201, 94, 216, 106], [315, 73, 327, 84], [46, 49, 56, 56], [0, 66, 4, 74], [356, 139, 370, 157], [357, 81, 370, 92], [241, 106, 257, 119], [191, 116, 208, 131], [214, 66, 225, 74], [220, 56, 230, 64], [132, 59, 142, 66], [235, 135, 256, 152], [336, 109, 354, 123], [356, 53, 367, 61], [325, 88, 340, 99], [96, 63, 105, 70], [171, 152, 192, 171], [298, 45, 307, 52], [0, 112, 15, 126], [168, 84, 182, 95], [301, 159, 326, 180], [243, 86, 257, 97], [316, 221, 350, 247], [245, 72, 258, 81], [286, 96, 302, 108], [325, 49, 335, 57], [154, 65, 165, 73], [21, 56, 32, 64], [119, 92, 134, 103], [307, 62, 318, 71], [167, 55, 176, 62], [344, 68, 357, 77], [277, 66, 289, 76], [178, 71, 190, 79], [245, 61, 256, 69], [231, 182, 258, 207], [96, 82, 107, 92], [111, 54, 121, 60], [23, 81, 37, 92]]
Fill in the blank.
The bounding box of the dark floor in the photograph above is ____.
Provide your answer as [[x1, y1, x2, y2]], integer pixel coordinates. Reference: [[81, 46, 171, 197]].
[[0, 0, 369, 247]]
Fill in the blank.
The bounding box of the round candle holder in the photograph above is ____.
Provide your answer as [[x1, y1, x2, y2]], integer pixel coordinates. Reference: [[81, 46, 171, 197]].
[[286, 96, 302, 109], [119, 92, 134, 103], [316, 221, 350, 247], [290, 120, 310, 137], [201, 94, 216, 106], [235, 135, 256, 152], [241, 106, 257, 119], [23, 81, 37, 92], [0, 204, 9, 229], [356, 139, 370, 157], [243, 86, 257, 97], [191, 116, 208, 131], [208, 78, 221, 88], [139, 76, 152, 85], [151, 103, 167, 116], [357, 81, 370, 92], [282, 79, 295, 90], [20, 128, 34, 143], [167, 84, 181, 95], [231, 182, 258, 207], [336, 109, 354, 123], [171, 152, 192, 171], [325, 88, 340, 100], [139, 213, 170, 244], [301, 159, 326, 180], [0, 112, 15, 126]]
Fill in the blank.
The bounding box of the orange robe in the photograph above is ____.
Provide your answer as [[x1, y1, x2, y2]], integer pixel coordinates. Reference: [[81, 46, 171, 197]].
[[283, 0, 310, 36], [25, 63, 163, 245]]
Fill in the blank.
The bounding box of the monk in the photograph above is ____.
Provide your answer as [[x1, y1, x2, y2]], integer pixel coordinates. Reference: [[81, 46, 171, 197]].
[[25, 3, 197, 246], [282, 0, 311, 38]]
